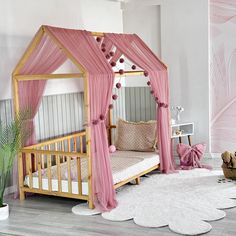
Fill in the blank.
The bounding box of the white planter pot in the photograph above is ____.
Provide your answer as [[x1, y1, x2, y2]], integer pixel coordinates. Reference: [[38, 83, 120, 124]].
[[0, 204, 9, 220]]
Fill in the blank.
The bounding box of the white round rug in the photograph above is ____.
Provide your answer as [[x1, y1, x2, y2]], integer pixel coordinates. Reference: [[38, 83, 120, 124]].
[[72, 169, 236, 235]]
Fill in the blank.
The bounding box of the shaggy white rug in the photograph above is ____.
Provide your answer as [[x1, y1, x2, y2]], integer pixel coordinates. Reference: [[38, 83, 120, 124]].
[[72, 169, 236, 235]]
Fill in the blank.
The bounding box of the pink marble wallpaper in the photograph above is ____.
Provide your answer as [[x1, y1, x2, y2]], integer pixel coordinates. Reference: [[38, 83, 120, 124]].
[[210, 0, 236, 152]]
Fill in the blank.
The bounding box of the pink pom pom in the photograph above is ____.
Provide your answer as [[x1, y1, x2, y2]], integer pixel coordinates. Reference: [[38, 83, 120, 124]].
[[110, 61, 116, 67], [119, 58, 124, 63], [112, 94, 118, 100], [109, 51, 114, 56], [109, 145, 116, 153], [119, 69, 124, 75], [116, 82, 121, 89], [96, 37, 102, 42]]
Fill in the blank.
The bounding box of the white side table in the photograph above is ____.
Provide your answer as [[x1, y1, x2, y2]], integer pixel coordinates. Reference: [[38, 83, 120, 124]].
[[171, 122, 194, 146]]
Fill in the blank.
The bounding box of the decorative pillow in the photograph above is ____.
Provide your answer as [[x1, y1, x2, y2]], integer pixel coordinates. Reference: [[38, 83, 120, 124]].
[[115, 119, 157, 152]]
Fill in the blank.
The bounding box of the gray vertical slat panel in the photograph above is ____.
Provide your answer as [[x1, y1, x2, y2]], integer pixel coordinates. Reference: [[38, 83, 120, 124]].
[[125, 88, 131, 121], [140, 87, 146, 121]]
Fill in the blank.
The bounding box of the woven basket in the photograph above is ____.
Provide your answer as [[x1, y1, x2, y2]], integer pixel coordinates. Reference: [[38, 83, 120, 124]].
[[222, 165, 236, 180]]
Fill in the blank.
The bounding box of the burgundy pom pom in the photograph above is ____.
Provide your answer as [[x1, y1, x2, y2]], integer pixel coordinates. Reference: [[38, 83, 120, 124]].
[[96, 37, 102, 42], [147, 81, 151, 86], [101, 43, 106, 48], [119, 58, 124, 63], [105, 54, 110, 59], [92, 120, 99, 125], [131, 65, 136, 70], [101, 48, 106, 52], [100, 114, 105, 120], [144, 71, 149, 77], [119, 69, 124, 75], [155, 97, 159, 102], [116, 82, 121, 89], [164, 104, 168, 108], [112, 94, 118, 100], [109, 51, 114, 56], [150, 90, 154, 95], [110, 61, 116, 67], [109, 104, 114, 109]]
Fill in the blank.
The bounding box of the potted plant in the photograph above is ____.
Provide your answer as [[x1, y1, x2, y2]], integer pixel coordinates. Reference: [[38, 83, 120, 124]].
[[0, 110, 31, 220]]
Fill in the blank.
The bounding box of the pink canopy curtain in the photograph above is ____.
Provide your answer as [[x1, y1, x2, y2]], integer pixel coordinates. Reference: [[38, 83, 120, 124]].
[[105, 33, 176, 173], [46, 26, 117, 211], [14, 34, 67, 196]]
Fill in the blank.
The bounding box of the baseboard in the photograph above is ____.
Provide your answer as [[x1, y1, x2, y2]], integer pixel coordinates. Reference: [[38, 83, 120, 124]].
[[209, 153, 221, 158], [4, 185, 17, 196]]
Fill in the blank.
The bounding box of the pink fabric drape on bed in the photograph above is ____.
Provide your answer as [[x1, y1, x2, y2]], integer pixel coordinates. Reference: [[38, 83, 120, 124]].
[[16, 25, 174, 210], [105, 33, 176, 173], [46, 26, 117, 211], [14, 34, 67, 197]]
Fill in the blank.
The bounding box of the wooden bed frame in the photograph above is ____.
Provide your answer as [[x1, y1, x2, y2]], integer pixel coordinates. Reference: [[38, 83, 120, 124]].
[[12, 26, 159, 209]]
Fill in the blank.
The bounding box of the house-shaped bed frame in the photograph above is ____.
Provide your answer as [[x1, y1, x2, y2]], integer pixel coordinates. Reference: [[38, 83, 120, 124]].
[[12, 25, 172, 210]]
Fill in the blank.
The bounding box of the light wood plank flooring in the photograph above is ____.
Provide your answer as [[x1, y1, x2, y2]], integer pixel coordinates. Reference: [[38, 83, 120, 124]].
[[0, 158, 236, 236]]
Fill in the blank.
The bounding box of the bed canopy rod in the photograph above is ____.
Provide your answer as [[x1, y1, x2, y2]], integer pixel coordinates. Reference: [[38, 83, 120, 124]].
[[14, 70, 145, 81]]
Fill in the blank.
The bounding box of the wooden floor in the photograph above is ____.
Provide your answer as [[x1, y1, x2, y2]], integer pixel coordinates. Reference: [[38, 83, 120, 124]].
[[1, 158, 236, 236]]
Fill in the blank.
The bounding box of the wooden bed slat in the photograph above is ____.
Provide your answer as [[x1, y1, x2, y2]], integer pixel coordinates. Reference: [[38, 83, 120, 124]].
[[47, 154, 52, 191], [56, 155, 62, 193], [67, 156, 72, 193], [77, 157, 82, 195], [37, 154, 42, 190]]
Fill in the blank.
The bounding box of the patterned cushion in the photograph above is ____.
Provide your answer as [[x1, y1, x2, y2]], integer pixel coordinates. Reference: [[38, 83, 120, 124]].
[[115, 119, 157, 152]]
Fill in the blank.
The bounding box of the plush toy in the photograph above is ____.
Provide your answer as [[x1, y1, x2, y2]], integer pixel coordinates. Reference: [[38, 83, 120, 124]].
[[221, 151, 236, 168]]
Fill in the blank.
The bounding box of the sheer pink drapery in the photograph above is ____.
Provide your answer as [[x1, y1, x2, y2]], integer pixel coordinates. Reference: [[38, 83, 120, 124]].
[[105, 33, 176, 173], [46, 26, 117, 211], [14, 34, 67, 196]]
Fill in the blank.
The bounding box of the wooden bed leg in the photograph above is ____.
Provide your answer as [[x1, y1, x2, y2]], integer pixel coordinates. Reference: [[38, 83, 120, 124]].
[[135, 177, 141, 185], [88, 200, 95, 209], [19, 189, 25, 200]]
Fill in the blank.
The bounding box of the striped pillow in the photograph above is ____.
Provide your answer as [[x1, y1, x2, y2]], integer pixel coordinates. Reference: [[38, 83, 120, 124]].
[[115, 119, 157, 152]]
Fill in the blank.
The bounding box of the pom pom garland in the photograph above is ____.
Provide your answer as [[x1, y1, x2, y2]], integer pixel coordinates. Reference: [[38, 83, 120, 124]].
[[96, 37, 102, 42], [119, 58, 124, 63], [116, 83, 121, 89], [112, 94, 118, 100], [109, 51, 114, 56], [110, 61, 116, 67], [119, 69, 124, 75]]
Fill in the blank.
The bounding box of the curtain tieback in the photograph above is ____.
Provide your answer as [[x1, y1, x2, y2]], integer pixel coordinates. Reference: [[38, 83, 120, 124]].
[[155, 97, 168, 108], [90, 114, 106, 126]]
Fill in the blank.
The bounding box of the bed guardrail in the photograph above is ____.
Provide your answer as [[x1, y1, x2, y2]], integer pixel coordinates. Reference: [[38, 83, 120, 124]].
[[18, 131, 90, 202]]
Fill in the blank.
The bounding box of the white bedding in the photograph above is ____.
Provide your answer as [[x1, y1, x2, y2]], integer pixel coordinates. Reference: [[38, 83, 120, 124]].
[[24, 151, 159, 195]]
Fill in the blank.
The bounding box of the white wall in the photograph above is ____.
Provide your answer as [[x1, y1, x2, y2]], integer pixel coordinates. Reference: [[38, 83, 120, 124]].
[[122, 0, 209, 149], [123, 3, 161, 87], [0, 0, 123, 100], [161, 0, 209, 148]]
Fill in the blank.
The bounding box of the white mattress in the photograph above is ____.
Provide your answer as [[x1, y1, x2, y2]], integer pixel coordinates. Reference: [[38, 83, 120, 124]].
[[24, 151, 159, 195]]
